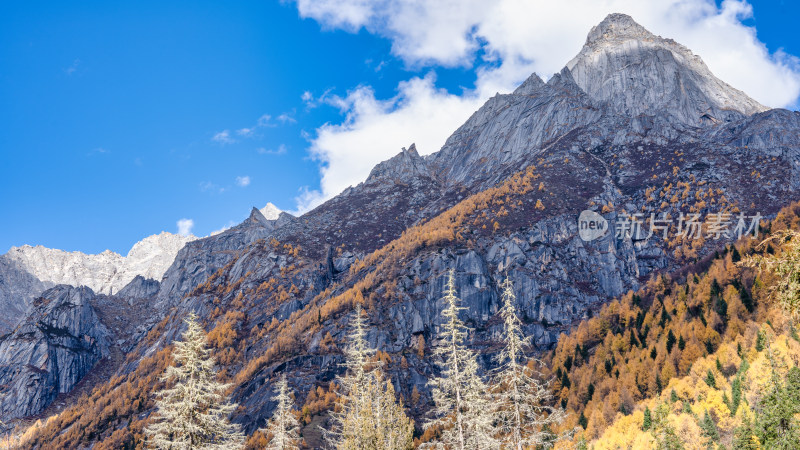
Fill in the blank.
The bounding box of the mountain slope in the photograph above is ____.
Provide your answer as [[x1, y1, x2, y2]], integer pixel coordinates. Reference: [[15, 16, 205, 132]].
[[0, 285, 111, 420], [547, 203, 800, 447]]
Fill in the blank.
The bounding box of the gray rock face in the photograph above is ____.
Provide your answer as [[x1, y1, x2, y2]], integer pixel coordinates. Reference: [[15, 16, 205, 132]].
[[156, 208, 295, 306], [0, 285, 110, 420], [366, 144, 432, 182], [118, 275, 160, 300], [0, 256, 51, 335], [567, 13, 767, 126]]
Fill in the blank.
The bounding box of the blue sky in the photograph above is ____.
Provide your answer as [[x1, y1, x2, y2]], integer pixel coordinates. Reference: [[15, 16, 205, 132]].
[[1, 0, 799, 255]]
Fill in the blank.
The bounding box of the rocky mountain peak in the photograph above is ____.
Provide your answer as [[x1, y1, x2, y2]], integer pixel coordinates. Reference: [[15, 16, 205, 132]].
[[512, 73, 545, 96], [567, 13, 767, 125], [247, 207, 270, 226], [366, 143, 431, 182], [585, 13, 654, 45]]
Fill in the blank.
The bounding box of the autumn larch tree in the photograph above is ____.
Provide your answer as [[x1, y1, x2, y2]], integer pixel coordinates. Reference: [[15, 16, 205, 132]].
[[261, 374, 301, 450], [492, 277, 566, 449], [326, 304, 414, 450], [145, 312, 244, 449], [425, 269, 497, 449]]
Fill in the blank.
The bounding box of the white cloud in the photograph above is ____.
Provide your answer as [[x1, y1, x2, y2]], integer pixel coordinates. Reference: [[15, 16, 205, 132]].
[[236, 175, 251, 187], [176, 218, 195, 236], [257, 114, 273, 126], [199, 181, 228, 193], [291, 0, 800, 213], [199, 181, 217, 192], [225, 114, 286, 140], [212, 129, 235, 144], [294, 73, 486, 213]]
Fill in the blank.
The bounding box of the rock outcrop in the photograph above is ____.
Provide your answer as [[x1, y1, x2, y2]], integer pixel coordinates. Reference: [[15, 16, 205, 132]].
[[0, 256, 51, 334], [156, 208, 295, 306], [0, 285, 110, 420]]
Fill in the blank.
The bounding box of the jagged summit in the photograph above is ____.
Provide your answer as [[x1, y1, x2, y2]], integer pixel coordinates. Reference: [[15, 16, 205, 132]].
[[567, 13, 767, 125], [366, 143, 432, 182], [4, 231, 196, 296], [512, 73, 545, 96], [584, 13, 655, 45]]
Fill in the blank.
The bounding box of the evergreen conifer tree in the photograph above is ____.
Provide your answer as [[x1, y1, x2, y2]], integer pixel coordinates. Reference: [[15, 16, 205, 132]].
[[642, 406, 652, 431]]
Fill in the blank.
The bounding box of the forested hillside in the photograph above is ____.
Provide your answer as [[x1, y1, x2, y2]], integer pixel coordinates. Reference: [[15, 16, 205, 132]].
[[549, 202, 800, 448]]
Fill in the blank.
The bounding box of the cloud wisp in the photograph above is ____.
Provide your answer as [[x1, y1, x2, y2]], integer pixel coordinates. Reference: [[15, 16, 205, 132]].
[[236, 175, 251, 187], [212, 130, 236, 144], [176, 218, 195, 236]]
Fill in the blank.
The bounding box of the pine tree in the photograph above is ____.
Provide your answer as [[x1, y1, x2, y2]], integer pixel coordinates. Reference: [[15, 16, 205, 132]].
[[329, 303, 373, 449], [756, 329, 767, 352], [642, 406, 652, 431], [729, 374, 743, 416], [652, 403, 683, 450], [425, 269, 497, 449], [733, 413, 760, 450], [261, 374, 301, 450], [145, 312, 244, 449], [365, 371, 415, 450], [666, 330, 676, 354], [327, 304, 414, 450], [700, 410, 719, 443], [492, 277, 566, 449], [704, 370, 716, 388], [731, 245, 741, 262]]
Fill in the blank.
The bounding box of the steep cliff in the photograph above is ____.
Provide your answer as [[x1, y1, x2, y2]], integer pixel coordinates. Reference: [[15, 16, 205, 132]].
[[0, 285, 110, 420]]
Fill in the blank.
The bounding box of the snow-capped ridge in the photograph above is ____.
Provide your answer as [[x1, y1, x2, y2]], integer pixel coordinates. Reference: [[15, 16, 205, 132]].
[[5, 231, 197, 295], [259, 202, 282, 220]]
